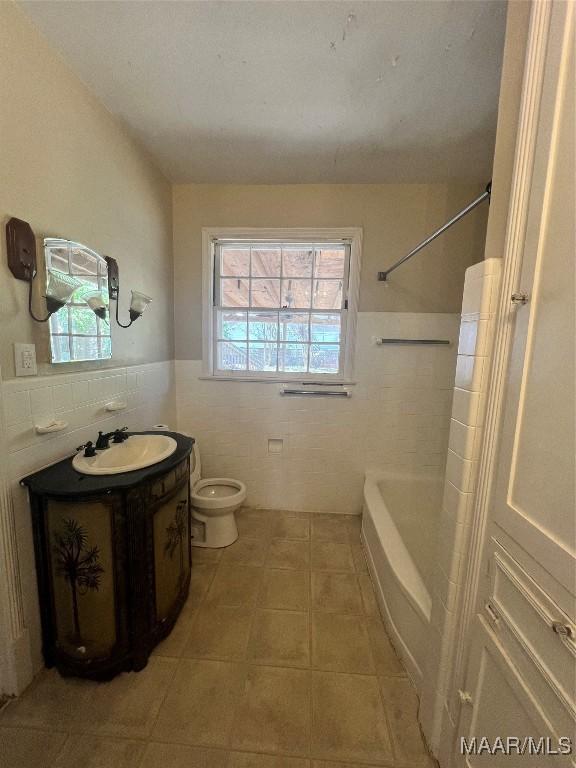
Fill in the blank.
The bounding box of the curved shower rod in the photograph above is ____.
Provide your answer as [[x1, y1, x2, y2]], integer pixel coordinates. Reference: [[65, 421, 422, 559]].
[[378, 181, 492, 281]]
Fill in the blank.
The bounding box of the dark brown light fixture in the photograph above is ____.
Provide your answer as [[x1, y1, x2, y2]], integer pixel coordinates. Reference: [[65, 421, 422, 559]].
[[6, 219, 151, 328], [6, 217, 81, 322], [6, 217, 37, 281], [105, 255, 152, 328], [84, 291, 109, 320]]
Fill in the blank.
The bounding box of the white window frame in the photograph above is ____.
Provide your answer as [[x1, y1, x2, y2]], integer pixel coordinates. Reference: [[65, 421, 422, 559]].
[[202, 227, 362, 382]]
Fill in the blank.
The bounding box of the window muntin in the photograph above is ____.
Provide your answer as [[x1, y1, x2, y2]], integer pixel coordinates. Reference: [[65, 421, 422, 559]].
[[213, 241, 350, 378], [45, 239, 111, 364]]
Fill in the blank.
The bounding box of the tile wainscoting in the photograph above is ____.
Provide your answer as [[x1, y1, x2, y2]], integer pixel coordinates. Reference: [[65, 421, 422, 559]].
[[1, 360, 176, 674], [176, 312, 461, 514], [420, 258, 501, 756], [2, 311, 460, 682]]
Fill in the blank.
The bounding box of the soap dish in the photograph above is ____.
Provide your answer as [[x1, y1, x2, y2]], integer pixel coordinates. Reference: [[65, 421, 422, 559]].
[[35, 419, 68, 434]]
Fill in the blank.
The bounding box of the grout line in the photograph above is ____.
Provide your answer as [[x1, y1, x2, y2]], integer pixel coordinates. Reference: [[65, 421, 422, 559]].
[[0, 722, 70, 735], [5, 512, 417, 768], [134, 734, 399, 768], [0, 697, 405, 768], [155, 649, 407, 680], [147, 556, 220, 738], [51, 731, 73, 765], [217, 529, 262, 752]]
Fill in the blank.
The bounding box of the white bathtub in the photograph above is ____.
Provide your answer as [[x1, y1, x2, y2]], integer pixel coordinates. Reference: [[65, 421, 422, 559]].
[[361, 469, 443, 689]]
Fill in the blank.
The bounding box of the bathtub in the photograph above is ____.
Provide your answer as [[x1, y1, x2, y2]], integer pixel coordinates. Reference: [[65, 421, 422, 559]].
[[361, 469, 443, 689]]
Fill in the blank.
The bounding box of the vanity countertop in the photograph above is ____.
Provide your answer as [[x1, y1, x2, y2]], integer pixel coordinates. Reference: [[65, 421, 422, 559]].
[[21, 431, 194, 498]]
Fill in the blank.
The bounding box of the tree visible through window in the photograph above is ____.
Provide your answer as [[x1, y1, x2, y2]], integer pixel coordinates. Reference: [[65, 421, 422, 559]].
[[212, 241, 352, 378], [45, 239, 111, 363]]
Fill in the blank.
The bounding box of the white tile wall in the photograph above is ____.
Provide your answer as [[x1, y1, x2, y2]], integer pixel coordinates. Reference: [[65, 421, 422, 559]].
[[2, 360, 176, 674], [176, 312, 460, 514], [420, 258, 501, 754], [1, 311, 461, 679]]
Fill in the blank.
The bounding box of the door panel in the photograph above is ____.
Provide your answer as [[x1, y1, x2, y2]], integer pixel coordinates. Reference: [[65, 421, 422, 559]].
[[490, 547, 575, 708], [457, 3, 575, 766], [490, 0, 575, 608], [153, 482, 191, 622], [47, 499, 118, 659], [508, 42, 575, 539], [463, 618, 573, 767], [486, 545, 575, 734]]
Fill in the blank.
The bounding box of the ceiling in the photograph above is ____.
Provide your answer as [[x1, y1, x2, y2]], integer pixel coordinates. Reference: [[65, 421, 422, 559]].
[[21, 1, 507, 184]]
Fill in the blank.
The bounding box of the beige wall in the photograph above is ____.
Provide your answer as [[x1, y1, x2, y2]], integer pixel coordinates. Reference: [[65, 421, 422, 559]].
[[173, 183, 488, 360], [0, 3, 174, 379]]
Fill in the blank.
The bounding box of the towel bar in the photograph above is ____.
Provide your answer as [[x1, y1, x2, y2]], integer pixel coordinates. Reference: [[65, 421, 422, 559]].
[[373, 338, 450, 346], [280, 389, 351, 397]]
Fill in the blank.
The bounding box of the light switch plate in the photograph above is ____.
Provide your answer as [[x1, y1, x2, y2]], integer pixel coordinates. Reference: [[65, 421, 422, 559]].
[[14, 342, 37, 376]]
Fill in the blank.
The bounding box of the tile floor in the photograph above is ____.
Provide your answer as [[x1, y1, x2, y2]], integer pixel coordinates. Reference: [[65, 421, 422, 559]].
[[0, 509, 436, 768]]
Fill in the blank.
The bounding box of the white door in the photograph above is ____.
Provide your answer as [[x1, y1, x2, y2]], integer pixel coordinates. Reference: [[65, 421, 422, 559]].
[[458, 1, 575, 764]]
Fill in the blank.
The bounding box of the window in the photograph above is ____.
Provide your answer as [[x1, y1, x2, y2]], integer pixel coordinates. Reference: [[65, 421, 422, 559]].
[[44, 239, 112, 364], [203, 229, 361, 381]]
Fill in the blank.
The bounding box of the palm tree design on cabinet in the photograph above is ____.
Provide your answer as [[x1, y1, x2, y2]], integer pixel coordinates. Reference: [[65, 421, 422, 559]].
[[164, 500, 188, 585], [53, 518, 104, 645]]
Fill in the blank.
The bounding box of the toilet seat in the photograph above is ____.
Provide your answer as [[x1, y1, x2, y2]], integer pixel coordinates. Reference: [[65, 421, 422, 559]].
[[191, 477, 246, 511], [189, 443, 245, 547]]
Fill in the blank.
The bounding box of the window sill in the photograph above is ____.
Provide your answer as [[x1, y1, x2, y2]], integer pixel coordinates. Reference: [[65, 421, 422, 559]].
[[198, 374, 357, 385]]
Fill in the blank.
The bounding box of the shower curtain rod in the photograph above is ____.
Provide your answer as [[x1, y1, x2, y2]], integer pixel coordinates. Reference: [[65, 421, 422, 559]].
[[378, 181, 492, 281]]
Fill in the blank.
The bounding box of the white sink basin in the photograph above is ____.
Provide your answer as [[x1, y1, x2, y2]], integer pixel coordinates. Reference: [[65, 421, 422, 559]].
[[72, 434, 177, 475]]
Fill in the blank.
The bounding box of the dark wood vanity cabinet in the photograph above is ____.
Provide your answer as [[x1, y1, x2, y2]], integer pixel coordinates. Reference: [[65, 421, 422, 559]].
[[22, 432, 194, 680]]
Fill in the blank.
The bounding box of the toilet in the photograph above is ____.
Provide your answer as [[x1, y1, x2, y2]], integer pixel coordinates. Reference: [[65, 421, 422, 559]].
[[190, 442, 246, 548]]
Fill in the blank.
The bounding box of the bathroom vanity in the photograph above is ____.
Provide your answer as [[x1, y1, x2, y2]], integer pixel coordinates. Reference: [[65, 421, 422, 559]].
[[21, 431, 194, 680]]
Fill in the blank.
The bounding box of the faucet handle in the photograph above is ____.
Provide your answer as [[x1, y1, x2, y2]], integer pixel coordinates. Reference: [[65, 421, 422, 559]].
[[112, 427, 129, 443], [76, 440, 96, 457]]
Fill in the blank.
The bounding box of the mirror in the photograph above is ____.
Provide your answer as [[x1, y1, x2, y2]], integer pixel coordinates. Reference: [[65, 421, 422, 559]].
[[44, 238, 112, 363]]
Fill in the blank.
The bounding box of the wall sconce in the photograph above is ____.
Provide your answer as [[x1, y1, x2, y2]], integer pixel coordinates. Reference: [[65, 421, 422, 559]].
[[6, 219, 151, 328], [84, 290, 109, 321], [6, 217, 83, 323], [6, 216, 37, 280], [105, 256, 152, 328], [115, 289, 152, 328], [128, 290, 152, 322], [42, 270, 82, 320]]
